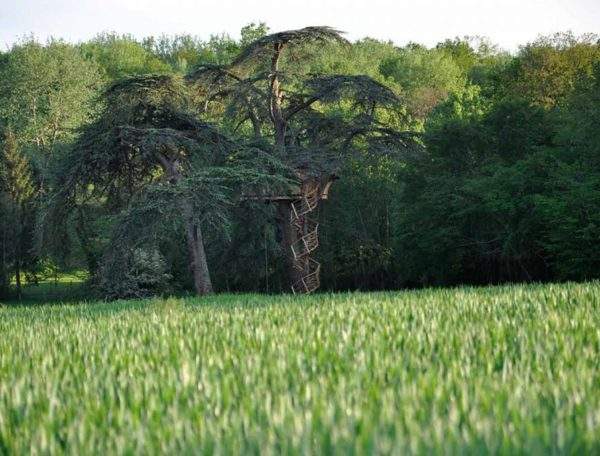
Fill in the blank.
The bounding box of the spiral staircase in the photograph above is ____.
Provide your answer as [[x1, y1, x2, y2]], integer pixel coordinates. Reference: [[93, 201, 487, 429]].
[[289, 184, 321, 294]]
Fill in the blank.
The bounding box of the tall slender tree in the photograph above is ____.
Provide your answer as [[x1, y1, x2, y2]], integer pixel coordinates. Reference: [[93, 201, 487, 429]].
[[0, 130, 37, 299]]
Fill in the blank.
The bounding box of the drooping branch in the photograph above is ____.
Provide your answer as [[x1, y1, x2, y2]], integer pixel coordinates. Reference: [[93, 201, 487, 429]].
[[187, 64, 269, 101], [285, 75, 401, 122]]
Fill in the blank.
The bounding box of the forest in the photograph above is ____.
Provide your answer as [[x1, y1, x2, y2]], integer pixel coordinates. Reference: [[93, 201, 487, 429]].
[[1, 24, 600, 299]]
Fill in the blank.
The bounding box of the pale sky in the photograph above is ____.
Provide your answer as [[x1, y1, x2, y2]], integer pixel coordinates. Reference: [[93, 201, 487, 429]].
[[1, 0, 599, 51]]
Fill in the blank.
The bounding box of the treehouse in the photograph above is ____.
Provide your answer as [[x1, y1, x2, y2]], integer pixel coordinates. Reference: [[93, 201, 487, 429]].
[[244, 174, 337, 294]]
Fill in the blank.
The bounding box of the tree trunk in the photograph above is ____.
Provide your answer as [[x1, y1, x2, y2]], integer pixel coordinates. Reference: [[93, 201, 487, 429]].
[[0, 222, 7, 299], [15, 260, 22, 301], [15, 211, 23, 301], [276, 202, 304, 291], [183, 206, 213, 295], [75, 207, 98, 274], [269, 43, 286, 152], [159, 154, 214, 296]]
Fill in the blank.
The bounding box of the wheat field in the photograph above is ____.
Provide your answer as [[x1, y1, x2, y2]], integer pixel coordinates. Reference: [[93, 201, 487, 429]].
[[1, 283, 599, 454]]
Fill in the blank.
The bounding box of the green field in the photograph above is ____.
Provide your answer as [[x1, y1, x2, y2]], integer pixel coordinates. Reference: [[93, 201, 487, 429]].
[[1, 283, 600, 454]]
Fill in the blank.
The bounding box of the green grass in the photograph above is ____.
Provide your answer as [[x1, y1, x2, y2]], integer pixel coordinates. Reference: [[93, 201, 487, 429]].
[[1, 283, 599, 454]]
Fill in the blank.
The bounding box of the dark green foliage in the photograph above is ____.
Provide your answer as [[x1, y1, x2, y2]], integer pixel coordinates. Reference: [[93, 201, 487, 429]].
[[0, 38, 103, 297], [191, 25, 421, 181], [0, 131, 37, 298], [388, 54, 600, 286], [2, 26, 600, 297], [189, 26, 423, 292], [48, 72, 290, 298], [531, 62, 600, 279]]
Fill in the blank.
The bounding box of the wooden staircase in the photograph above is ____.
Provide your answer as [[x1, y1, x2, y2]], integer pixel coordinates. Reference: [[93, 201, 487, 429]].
[[290, 184, 321, 294]]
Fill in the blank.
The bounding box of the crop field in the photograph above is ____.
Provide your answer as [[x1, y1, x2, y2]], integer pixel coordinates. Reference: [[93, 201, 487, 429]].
[[1, 282, 600, 454]]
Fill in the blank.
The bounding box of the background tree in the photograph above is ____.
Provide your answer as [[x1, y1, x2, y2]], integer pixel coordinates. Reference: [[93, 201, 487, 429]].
[[0, 38, 103, 297], [0, 130, 37, 298], [380, 45, 465, 120], [81, 33, 172, 79], [504, 32, 600, 108], [533, 61, 600, 278], [0, 39, 102, 155]]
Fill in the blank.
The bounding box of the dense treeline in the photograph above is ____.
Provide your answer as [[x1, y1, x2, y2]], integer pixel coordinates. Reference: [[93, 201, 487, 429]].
[[1, 24, 599, 298]]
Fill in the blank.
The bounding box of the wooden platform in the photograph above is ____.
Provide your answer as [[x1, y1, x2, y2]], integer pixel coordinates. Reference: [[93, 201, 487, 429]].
[[242, 175, 337, 204], [242, 194, 302, 202]]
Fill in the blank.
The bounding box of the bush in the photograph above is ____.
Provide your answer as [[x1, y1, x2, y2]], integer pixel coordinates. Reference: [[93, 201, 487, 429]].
[[96, 247, 172, 300]]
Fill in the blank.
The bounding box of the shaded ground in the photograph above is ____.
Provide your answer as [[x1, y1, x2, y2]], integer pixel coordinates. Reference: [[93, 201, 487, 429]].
[[1, 272, 89, 306]]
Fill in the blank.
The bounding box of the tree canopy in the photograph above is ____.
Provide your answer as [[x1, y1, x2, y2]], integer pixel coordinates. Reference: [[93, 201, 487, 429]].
[[1, 25, 599, 299]]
